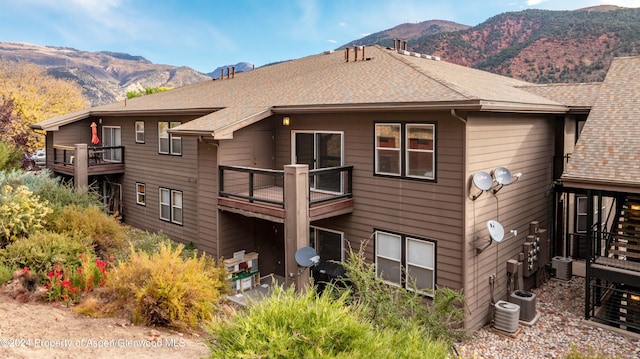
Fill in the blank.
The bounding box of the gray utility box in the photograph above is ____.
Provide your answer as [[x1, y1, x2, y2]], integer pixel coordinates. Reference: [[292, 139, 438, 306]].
[[494, 300, 520, 333], [510, 290, 537, 322], [551, 256, 572, 281]]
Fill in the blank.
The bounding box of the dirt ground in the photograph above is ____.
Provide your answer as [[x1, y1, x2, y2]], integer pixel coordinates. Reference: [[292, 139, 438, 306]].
[[0, 291, 212, 359]]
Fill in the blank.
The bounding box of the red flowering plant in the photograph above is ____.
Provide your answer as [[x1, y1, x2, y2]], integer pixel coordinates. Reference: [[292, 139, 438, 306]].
[[45, 254, 109, 305]]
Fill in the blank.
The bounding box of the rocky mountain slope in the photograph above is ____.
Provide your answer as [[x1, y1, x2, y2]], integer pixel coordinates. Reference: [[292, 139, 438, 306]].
[[348, 5, 640, 84], [0, 42, 212, 106]]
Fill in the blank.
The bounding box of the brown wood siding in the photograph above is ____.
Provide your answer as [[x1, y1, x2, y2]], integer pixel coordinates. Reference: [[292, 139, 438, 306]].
[[197, 139, 219, 256], [116, 116, 201, 247], [51, 118, 94, 147], [217, 120, 276, 259], [219, 212, 254, 258], [464, 113, 555, 331], [273, 111, 465, 290]]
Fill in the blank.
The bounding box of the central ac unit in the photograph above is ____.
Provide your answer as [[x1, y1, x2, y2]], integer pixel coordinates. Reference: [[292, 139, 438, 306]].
[[552, 256, 572, 281], [510, 290, 537, 322], [494, 300, 520, 333]]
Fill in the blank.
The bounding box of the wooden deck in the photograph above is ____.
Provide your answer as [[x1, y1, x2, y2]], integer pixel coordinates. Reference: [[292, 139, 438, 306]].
[[49, 162, 126, 176], [218, 185, 354, 222]]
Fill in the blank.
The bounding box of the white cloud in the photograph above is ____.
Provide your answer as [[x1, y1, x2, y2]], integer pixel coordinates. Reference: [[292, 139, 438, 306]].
[[527, 0, 548, 5], [326, 39, 338, 44]]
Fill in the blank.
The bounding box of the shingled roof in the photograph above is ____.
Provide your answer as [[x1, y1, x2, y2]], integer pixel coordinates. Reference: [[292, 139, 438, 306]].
[[518, 82, 602, 110], [562, 56, 640, 192], [32, 46, 568, 137]]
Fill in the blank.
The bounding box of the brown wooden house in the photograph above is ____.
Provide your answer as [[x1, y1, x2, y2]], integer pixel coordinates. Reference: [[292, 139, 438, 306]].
[[33, 45, 585, 331]]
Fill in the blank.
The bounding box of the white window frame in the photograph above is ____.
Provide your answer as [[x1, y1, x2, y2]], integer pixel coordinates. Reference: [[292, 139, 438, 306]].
[[159, 187, 182, 225], [158, 122, 182, 155], [576, 196, 588, 233], [135, 121, 145, 143], [375, 122, 436, 180], [375, 230, 436, 297], [405, 124, 435, 180], [159, 188, 170, 221], [136, 182, 146, 206], [310, 226, 344, 264], [375, 123, 401, 176], [171, 190, 183, 225]]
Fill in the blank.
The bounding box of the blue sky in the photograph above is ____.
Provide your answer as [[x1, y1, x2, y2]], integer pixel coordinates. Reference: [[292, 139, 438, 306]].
[[1, 0, 639, 73]]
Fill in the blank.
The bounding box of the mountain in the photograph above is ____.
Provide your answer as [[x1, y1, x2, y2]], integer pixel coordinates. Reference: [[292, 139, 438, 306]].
[[0, 42, 212, 106], [341, 20, 470, 49], [346, 6, 640, 84], [207, 62, 255, 78]]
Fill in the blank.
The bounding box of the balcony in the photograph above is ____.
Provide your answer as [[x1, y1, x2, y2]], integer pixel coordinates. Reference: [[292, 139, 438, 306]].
[[218, 165, 354, 222], [50, 144, 125, 177]]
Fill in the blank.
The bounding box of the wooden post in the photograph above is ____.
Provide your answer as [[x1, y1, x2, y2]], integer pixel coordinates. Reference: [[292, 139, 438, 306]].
[[283, 164, 310, 291], [73, 143, 89, 189]]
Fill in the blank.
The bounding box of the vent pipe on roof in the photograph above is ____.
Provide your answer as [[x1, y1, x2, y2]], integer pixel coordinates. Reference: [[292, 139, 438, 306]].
[[403, 41, 407, 51], [362, 46, 365, 60], [354, 46, 358, 61], [345, 47, 349, 62], [232, 66, 236, 78]]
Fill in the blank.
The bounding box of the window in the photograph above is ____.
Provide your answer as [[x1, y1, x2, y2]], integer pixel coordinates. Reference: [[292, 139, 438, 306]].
[[375, 230, 436, 296], [309, 227, 344, 265], [159, 188, 182, 224], [135, 121, 145, 143], [171, 190, 183, 225], [158, 121, 181, 155], [136, 183, 146, 206], [576, 196, 588, 233], [375, 123, 435, 180], [375, 124, 401, 175]]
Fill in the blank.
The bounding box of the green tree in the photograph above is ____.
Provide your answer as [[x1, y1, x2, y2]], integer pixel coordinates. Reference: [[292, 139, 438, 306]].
[[126, 86, 171, 99]]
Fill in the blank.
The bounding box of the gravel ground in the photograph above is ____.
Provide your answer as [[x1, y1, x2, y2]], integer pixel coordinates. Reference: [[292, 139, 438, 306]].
[[455, 276, 640, 359]]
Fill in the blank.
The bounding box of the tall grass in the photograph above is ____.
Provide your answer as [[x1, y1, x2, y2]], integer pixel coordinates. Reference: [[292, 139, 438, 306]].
[[208, 285, 451, 358], [330, 245, 467, 343]]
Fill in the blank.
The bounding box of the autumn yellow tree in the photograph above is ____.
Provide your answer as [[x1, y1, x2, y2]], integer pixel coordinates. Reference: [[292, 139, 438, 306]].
[[0, 60, 87, 151]]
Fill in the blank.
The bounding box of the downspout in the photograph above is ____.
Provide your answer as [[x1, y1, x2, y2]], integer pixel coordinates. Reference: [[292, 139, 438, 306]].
[[212, 140, 221, 259], [451, 109, 467, 124], [453, 108, 471, 327]]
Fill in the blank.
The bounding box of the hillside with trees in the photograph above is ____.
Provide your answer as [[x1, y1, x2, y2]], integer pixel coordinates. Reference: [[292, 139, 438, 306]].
[[348, 6, 640, 83]]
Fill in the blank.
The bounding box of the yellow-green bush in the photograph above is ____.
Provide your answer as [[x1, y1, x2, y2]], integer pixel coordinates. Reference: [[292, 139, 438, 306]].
[[49, 205, 126, 258], [0, 231, 93, 275], [0, 262, 14, 284], [0, 184, 52, 245], [104, 241, 227, 329], [208, 285, 452, 358]]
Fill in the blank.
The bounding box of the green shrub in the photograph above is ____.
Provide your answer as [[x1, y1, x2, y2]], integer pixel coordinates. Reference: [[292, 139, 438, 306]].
[[0, 231, 92, 275], [104, 241, 227, 329], [331, 246, 466, 343], [0, 262, 14, 285], [208, 285, 451, 359], [0, 141, 22, 171], [0, 169, 101, 216], [116, 228, 198, 262], [0, 184, 52, 245], [49, 205, 127, 258]]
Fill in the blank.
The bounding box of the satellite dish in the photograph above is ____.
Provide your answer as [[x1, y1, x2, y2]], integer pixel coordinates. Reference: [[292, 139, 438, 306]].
[[493, 167, 512, 185], [487, 220, 505, 243], [472, 171, 493, 191], [295, 246, 319, 267]]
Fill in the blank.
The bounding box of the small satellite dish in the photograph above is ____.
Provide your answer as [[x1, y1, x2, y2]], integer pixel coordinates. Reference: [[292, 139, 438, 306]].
[[295, 246, 319, 267], [472, 171, 493, 191], [487, 220, 505, 243], [493, 167, 513, 185]]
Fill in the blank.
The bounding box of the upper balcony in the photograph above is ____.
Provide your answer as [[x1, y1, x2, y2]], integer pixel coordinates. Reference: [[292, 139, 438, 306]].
[[49, 144, 125, 177], [218, 165, 354, 222]]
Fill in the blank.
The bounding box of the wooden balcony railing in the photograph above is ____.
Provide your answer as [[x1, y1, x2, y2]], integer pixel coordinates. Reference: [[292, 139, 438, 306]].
[[53, 145, 125, 167], [219, 165, 353, 208]]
